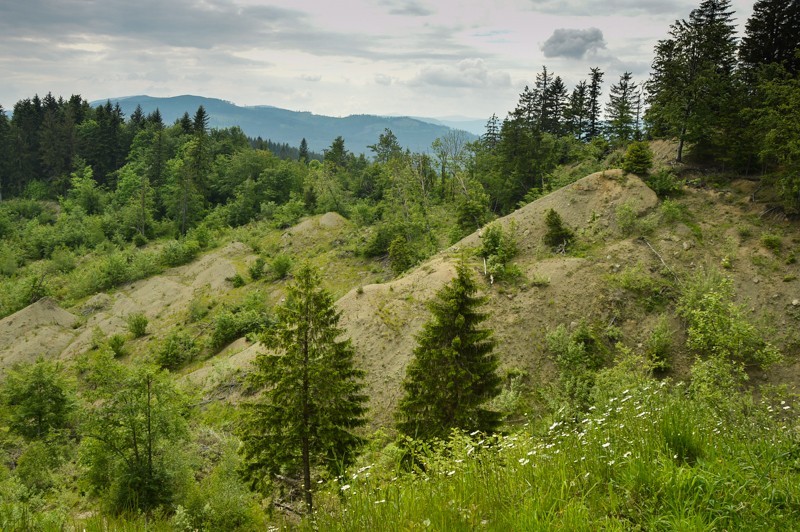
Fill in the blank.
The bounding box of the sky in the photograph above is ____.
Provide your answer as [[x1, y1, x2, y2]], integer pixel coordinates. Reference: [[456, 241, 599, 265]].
[[0, 0, 754, 120]]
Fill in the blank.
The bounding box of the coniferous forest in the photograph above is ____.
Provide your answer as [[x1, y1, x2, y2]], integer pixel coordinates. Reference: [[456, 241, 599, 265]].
[[2, 0, 800, 529]]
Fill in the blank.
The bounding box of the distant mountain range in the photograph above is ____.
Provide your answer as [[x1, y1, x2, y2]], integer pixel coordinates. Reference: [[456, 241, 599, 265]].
[[94, 95, 482, 155]]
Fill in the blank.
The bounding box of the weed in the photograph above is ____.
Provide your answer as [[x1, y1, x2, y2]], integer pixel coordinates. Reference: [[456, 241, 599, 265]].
[[126, 312, 148, 338]]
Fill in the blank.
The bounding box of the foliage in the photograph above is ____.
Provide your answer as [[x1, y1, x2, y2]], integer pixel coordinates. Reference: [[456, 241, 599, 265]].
[[156, 329, 199, 370], [160, 239, 201, 267], [760, 232, 782, 253], [543, 209, 574, 251], [646, 169, 681, 198], [107, 334, 127, 358], [248, 257, 266, 281], [79, 353, 190, 513], [239, 264, 367, 512], [388, 236, 416, 275], [126, 312, 148, 338], [210, 294, 270, 350], [645, 315, 674, 370], [546, 323, 607, 412], [270, 253, 293, 280], [1, 358, 73, 440], [478, 222, 520, 282], [677, 270, 781, 368], [621, 141, 653, 175], [397, 262, 501, 440]]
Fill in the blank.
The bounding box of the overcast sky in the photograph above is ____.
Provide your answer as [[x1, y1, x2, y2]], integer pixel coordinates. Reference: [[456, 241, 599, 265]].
[[1, 0, 754, 120]]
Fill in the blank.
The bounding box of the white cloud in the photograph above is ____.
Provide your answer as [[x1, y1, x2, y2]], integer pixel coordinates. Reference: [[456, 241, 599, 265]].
[[411, 58, 511, 88], [541, 28, 606, 59]]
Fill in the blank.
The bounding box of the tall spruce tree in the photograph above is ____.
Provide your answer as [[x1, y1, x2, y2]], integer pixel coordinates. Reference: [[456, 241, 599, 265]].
[[739, 0, 800, 75], [397, 262, 501, 440], [564, 80, 589, 140], [645, 0, 737, 161], [239, 264, 367, 513], [587, 67, 605, 140], [605, 72, 639, 145]]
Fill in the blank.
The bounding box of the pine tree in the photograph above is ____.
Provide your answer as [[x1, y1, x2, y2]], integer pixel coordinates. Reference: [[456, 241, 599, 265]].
[[739, 0, 800, 75], [239, 264, 367, 513], [564, 80, 589, 140], [298, 137, 309, 163], [605, 72, 639, 145], [645, 0, 737, 161], [587, 67, 605, 140], [482, 113, 501, 149], [397, 262, 501, 440], [543, 76, 568, 135]]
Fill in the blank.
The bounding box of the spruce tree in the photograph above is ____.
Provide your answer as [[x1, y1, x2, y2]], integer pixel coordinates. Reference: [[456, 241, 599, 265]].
[[397, 262, 501, 440], [605, 72, 639, 145], [239, 264, 367, 513], [739, 0, 800, 75], [587, 67, 605, 140], [298, 137, 309, 163]]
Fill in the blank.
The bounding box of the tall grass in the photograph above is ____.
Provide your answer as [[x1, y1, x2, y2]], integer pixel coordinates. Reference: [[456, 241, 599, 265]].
[[307, 379, 800, 530]]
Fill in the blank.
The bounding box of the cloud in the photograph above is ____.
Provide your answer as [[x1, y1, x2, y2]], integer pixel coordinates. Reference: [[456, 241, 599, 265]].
[[527, 0, 695, 16], [411, 58, 511, 88], [541, 28, 606, 59], [384, 0, 433, 16], [375, 74, 395, 86], [300, 74, 322, 82]]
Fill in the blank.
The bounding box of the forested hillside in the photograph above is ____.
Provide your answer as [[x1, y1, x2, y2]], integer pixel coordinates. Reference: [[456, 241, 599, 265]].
[[1, 0, 799, 529]]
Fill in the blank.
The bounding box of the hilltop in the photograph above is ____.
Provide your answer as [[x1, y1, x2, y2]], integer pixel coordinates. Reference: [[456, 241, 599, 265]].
[[97, 95, 478, 154]]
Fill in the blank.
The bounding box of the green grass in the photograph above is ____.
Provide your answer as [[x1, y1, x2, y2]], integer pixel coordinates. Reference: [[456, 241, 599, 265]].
[[307, 381, 800, 530]]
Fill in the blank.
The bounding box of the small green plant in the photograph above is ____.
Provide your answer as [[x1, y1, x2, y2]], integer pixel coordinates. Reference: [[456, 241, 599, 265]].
[[645, 316, 673, 370], [543, 209, 574, 252], [615, 202, 638, 236], [621, 141, 654, 176], [389, 236, 416, 275], [126, 313, 148, 338], [659, 199, 687, 224], [156, 329, 198, 369], [107, 334, 127, 358], [760, 232, 782, 253], [645, 169, 681, 198], [480, 222, 521, 282], [248, 257, 266, 281], [161, 239, 201, 267], [227, 273, 246, 287], [271, 253, 293, 280], [529, 274, 551, 287]]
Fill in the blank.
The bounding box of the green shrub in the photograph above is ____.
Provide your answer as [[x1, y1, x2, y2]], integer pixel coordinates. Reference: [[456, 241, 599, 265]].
[[127, 313, 148, 338], [615, 202, 638, 236], [621, 141, 653, 175], [271, 253, 293, 280], [248, 257, 266, 281], [543, 209, 574, 252], [156, 330, 198, 370], [760, 232, 782, 253], [645, 169, 681, 198], [546, 323, 607, 412], [480, 222, 521, 282], [659, 199, 687, 224], [227, 273, 246, 287], [161, 239, 201, 267], [645, 316, 673, 370], [677, 270, 781, 369], [107, 334, 127, 358], [389, 236, 416, 275], [612, 263, 672, 311]]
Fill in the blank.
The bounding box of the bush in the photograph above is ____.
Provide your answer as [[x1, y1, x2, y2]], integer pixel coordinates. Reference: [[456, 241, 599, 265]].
[[621, 141, 653, 175], [271, 253, 293, 280], [645, 169, 681, 198], [615, 202, 638, 236], [248, 257, 266, 281], [127, 313, 149, 338], [227, 273, 246, 287], [645, 316, 674, 370], [389, 236, 416, 275], [677, 270, 781, 369], [161, 239, 201, 267], [760, 232, 782, 253], [480, 222, 521, 282], [543, 209, 574, 252], [156, 330, 198, 370], [107, 334, 127, 358]]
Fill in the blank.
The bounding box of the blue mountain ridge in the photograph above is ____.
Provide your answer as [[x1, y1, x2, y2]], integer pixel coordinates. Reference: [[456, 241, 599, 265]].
[[94, 95, 480, 155]]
